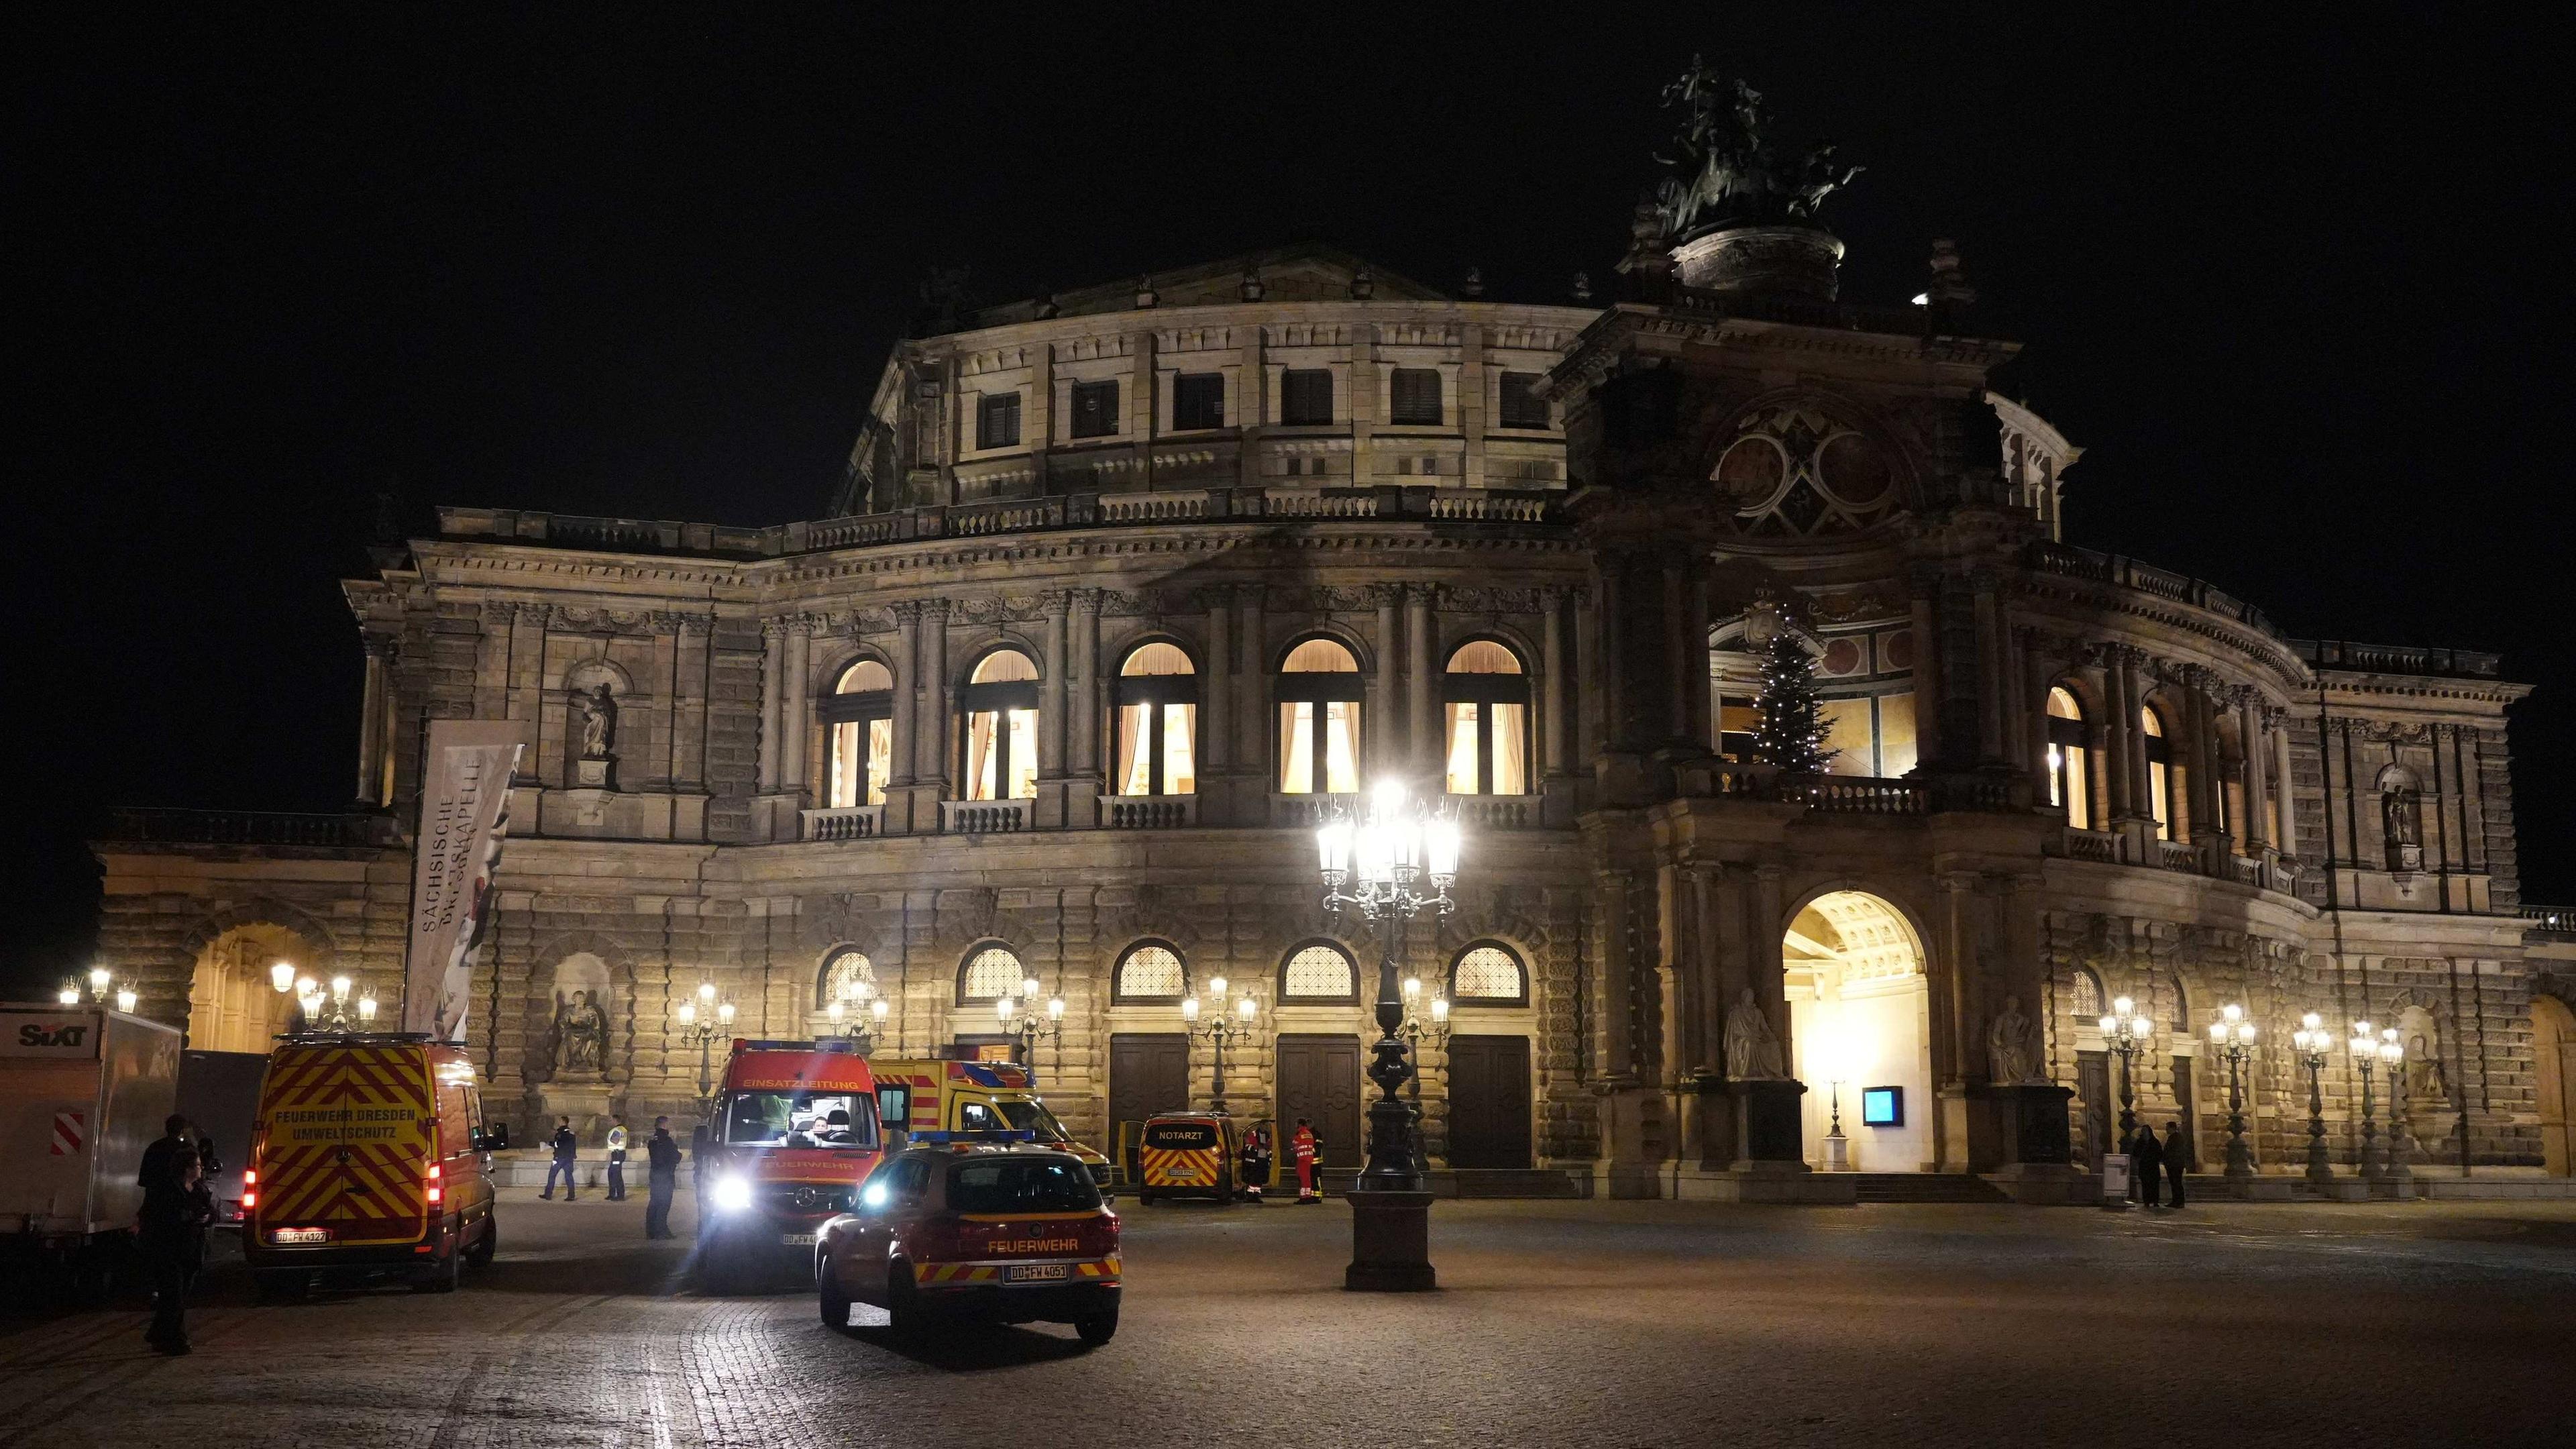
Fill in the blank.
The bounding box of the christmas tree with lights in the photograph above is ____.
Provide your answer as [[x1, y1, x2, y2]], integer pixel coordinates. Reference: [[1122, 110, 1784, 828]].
[[1754, 628, 1837, 775]]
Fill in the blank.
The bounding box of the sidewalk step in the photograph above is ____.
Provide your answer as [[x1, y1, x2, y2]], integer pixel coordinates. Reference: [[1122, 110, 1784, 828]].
[[1849, 1173, 2012, 1203]]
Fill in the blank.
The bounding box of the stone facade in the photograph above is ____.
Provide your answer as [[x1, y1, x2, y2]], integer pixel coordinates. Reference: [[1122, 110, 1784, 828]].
[[92, 239, 2567, 1189]]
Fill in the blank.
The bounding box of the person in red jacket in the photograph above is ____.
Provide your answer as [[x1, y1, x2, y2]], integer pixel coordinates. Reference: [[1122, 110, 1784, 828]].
[[1291, 1117, 1322, 1203], [1240, 1121, 1273, 1204]]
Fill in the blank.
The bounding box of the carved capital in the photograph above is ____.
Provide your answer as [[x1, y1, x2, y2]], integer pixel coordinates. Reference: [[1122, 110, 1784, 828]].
[[892, 599, 923, 625], [1067, 588, 1099, 617], [1040, 588, 1072, 617], [1365, 582, 1404, 610]]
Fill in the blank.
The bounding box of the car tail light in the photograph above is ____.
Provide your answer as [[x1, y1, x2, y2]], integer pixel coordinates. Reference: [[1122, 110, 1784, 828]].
[[427, 1161, 443, 1203], [908, 1216, 976, 1260], [243, 1169, 258, 1185], [240, 1191, 258, 1210]]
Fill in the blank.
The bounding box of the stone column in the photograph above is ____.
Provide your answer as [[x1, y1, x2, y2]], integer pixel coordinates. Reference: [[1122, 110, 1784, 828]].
[[1540, 588, 1568, 776], [1907, 574, 1941, 767], [1573, 585, 1599, 766], [2239, 692, 2269, 851], [356, 636, 392, 804], [1070, 590, 1099, 779], [1373, 585, 1403, 779], [889, 602, 919, 789], [2021, 630, 2055, 784], [1405, 584, 1436, 778], [1040, 592, 1069, 779], [1663, 563, 1693, 743], [1238, 586, 1267, 784], [918, 600, 951, 791], [1972, 571, 2006, 763], [782, 621, 812, 798], [2272, 713, 2300, 855], [1203, 588, 1232, 776], [2104, 649, 2137, 821], [757, 620, 786, 794], [2182, 675, 2214, 843]]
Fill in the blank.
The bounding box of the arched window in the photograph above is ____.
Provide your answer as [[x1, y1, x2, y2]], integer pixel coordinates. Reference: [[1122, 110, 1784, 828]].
[[1114, 643, 1197, 797], [1276, 637, 1362, 795], [816, 948, 877, 1016], [2070, 967, 2106, 1019], [1450, 943, 1528, 1005], [1113, 942, 1187, 1001], [1443, 641, 1530, 796], [2045, 686, 2090, 829], [2169, 978, 2189, 1033], [823, 659, 894, 808], [960, 649, 1040, 802], [958, 944, 1025, 1004], [1280, 941, 1358, 1001], [2141, 706, 2175, 841]]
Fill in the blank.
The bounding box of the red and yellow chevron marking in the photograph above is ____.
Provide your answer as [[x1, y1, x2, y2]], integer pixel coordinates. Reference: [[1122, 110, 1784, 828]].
[[914, 1258, 1120, 1286], [1140, 1144, 1220, 1187], [255, 1046, 435, 1243]]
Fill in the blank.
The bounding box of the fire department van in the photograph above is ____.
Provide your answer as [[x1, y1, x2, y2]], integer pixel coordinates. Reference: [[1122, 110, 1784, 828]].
[[244, 1032, 496, 1298], [695, 1038, 883, 1285], [870, 1056, 1115, 1190]]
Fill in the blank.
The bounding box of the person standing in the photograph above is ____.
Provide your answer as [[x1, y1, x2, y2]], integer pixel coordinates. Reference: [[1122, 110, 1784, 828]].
[[644, 1116, 682, 1239], [541, 1118, 578, 1201], [604, 1118, 629, 1201], [2132, 1118, 2166, 1208], [138, 1114, 191, 1193], [2163, 1120, 2190, 1210], [137, 1149, 212, 1353], [1239, 1121, 1273, 1204], [1291, 1117, 1320, 1204]]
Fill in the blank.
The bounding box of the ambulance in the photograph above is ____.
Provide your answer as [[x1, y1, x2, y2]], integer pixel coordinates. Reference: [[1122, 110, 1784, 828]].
[[694, 1038, 884, 1285], [869, 1057, 1115, 1191], [242, 1032, 496, 1298], [1136, 1109, 1242, 1204]]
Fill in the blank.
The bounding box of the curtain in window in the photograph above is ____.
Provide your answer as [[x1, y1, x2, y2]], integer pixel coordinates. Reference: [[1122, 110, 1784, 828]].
[[1324, 700, 1359, 792], [830, 720, 860, 808], [1279, 702, 1315, 793], [1117, 702, 1152, 796], [967, 711, 1000, 800], [1006, 708, 1037, 798], [1445, 703, 1481, 794], [865, 718, 891, 806], [1490, 701, 1527, 794], [1162, 702, 1195, 794]]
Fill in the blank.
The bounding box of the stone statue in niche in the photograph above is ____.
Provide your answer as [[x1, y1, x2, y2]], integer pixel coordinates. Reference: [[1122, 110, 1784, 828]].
[[575, 684, 617, 759], [1986, 995, 2041, 1085], [553, 989, 608, 1077], [1723, 987, 1787, 1081], [2381, 788, 2422, 871]]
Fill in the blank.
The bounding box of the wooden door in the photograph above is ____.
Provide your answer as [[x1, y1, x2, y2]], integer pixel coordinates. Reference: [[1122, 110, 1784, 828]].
[[1275, 1035, 1362, 1167], [2536, 995, 2575, 1176], [1445, 1034, 1532, 1169], [2076, 1051, 2111, 1168], [1108, 1033, 1191, 1146], [2169, 1055, 2200, 1169]]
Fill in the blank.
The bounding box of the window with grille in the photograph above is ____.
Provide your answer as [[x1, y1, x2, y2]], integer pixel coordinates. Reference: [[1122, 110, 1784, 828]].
[[959, 946, 1023, 1002], [1389, 368, 1442, 426], [1451, 944, 1527, 1003], [1070, 380, 1120, 439], [1172, 373, 1224, 431], [1281, 943, 1356, 1000], [976, 392, 1021, 449], [2071, 969, 2105, 1018], [1114, 944, 1185, 1000], [1281, 369, 1333, 426], [1498, 372, 1550, 430]]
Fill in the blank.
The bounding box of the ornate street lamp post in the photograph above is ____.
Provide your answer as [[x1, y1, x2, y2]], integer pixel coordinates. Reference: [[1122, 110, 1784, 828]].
[[675, 983, 735, 1116], [60, 965, 146, 1017], [1399, 977, 1452, 1163], [2347, 1019, 2381, 1181], [2096, 995, 2155, 1144], [1317, 779, 1458, 1291], [295, 973, 380, 1033], [2377, 1027, 2413, 1185], [997, 975, 1065, 1071], [1181, 977, 1260, 1114], [2292, 1013, 2334, 1183], [824, 981, 891, 1055], [2206, 1004, 2258, 1181]]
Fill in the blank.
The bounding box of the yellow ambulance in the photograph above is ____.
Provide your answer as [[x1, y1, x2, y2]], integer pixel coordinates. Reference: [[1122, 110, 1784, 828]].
[[869, 1057, 1114, 1189]]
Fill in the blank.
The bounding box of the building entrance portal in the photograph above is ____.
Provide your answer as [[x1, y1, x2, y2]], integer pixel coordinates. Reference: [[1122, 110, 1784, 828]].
[[185, 923, 315, 1052], [1783, 890, 1931, 1173]]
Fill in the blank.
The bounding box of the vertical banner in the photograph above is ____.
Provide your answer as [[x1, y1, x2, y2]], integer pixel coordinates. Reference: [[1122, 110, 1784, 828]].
[[403, 721, 525, 1040]]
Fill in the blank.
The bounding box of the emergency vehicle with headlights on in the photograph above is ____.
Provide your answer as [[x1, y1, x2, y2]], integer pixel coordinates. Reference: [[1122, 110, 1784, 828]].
[[869, 1056, 1114, 1191], [242, 1032, 496, 1298], [695, 1038, 882, 1286], [816, 1133, 1119, 1345]]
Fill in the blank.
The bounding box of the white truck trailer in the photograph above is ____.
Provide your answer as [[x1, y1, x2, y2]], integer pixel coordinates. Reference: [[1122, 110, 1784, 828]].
[[1, 1003, 183, 1291]]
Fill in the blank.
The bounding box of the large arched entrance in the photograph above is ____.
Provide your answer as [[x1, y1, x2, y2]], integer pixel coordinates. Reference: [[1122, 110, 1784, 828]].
[[1783, 890, 1932, 1173], [2535, 994, 2575, 1176], [186, 923, 319, 1051]]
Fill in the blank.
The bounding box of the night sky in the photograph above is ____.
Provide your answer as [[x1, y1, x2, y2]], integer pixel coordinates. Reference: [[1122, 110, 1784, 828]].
[[8, 9, 2563, 991]]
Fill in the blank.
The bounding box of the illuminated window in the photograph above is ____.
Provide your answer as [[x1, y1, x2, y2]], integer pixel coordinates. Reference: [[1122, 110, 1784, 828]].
[[1442, 640, 1529, 796], [1114, 943, 1185, 1001], [959, 945, 1023, 1003], [1281, 942, 1357, 1000], [817, 949, 875, 1014], [1450, 943, 1527, 1004], [2142, 706, 2174, 840], [1114, 643, 1197, 796], [2070, 968, 2105, 1018], [822, 659, 894, 808], [961, 649, 1039, 801], [1277, 637, 1362, 794], [2046, 686, 2090, 829]]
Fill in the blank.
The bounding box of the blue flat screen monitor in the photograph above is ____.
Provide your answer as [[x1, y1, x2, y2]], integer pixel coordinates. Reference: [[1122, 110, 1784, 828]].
[[1860, 1086, 1904, 1127]]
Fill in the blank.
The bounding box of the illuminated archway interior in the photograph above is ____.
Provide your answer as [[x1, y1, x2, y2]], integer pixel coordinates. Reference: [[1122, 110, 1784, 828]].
[[1784, 890, 1931, 1172], [187, 923, 315, 1052]]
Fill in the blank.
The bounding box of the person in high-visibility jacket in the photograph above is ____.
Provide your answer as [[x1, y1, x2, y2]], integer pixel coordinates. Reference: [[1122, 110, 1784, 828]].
[[1240, 1121, 1273, 1204], [1291, 1117, 1322, 1203]]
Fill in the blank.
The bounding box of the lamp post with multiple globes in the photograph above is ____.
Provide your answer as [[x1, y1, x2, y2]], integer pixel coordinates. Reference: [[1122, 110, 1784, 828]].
[[59, 965, 140, 1015], [2378, 1026, 2413, 1184], [2096, 995, 2155, 1144], [998, 976, 1065, 1069], [2206, 1005, 2258, 1180], [2347, 1019, 2382, 1181], [675, 982, 736, 1114], [1181, 975, 1261, 1114], [294, 973, 378, 1033], [1316, 778, 1459, 1292], [2291, 1013, 2335, 1183], [823, 979, 891, 1055]]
